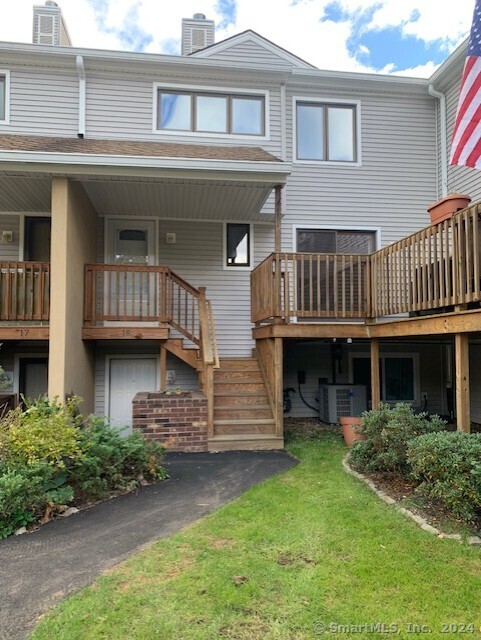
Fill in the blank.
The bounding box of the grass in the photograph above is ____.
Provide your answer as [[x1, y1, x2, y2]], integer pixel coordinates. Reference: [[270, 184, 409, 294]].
[[31, 432, 481, 640]]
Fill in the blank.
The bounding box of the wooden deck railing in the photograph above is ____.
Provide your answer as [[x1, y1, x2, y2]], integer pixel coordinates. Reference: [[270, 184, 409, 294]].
[[251, 203, 481, 324], [251, 252, 370, 323], [370, 203, 481, 317], [0, 262, 50, 321]]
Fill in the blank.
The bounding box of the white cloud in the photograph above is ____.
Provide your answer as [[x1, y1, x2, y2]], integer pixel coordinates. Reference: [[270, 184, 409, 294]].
[[0, 0, 474, 76]]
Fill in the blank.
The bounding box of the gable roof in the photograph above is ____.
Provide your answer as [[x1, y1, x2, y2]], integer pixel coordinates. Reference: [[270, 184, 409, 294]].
[[190, 30, 317, 69]]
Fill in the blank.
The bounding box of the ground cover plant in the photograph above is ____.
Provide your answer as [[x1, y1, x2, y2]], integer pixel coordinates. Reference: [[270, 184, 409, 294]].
[[0, 397, 166, 538], [31, 432, 481, 640]]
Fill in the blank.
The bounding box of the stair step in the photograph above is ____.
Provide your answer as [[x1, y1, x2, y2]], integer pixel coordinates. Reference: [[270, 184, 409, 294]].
[[219, 359, 259, 370], [208, 434, 284, 452], [214, 403, 271, 411], [214, 393, 269, 407], [214, 390, 267, 397], [215, 370, 262, 381], [214, 418, 275, 426]]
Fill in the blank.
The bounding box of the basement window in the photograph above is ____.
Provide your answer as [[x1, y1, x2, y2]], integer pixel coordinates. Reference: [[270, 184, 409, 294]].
[[225, 223, 251, 268]]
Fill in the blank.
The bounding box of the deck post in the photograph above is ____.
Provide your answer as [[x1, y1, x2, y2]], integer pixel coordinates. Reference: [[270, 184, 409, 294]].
[[455, 333, 470, 432], [370, 338, 380, 410], [274, 185, 282, 252], [160, 344, 167, 390]]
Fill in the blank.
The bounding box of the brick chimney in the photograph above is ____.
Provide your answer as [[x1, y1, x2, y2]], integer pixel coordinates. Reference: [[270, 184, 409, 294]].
[[181, 13, 214, 55], [33, 1, 71, 46]]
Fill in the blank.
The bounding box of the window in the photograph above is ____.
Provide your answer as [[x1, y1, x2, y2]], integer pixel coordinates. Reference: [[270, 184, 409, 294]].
[[297, 229, 375, 254], [352, 355, 419, 404], [157, 89, 265, 136], [296, 101, 357, 162], [225, 223, 251, 267], [0, 74, 6, 122]]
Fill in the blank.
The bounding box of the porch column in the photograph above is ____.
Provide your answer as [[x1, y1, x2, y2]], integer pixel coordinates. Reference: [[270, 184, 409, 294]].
[[274, 185, 282, 252], [48, 178, 97, 413], [370, 338, 380, 410], [455, 333, 470, 432]]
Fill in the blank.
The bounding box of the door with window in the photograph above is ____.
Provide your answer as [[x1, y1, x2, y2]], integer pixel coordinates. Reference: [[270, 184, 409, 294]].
[[106, 220, 157, 321], [296, 229, 375, 317]]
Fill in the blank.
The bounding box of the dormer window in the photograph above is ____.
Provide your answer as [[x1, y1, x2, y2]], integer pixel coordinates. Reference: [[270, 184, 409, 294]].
[[156, 87, 266, 137], [0, 72, 9, 124]]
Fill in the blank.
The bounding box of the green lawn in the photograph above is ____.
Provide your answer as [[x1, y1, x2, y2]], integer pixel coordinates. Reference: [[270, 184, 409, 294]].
[[31, 433, 481, 640]]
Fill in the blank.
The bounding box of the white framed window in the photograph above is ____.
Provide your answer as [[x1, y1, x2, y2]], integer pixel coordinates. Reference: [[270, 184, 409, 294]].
[[154, 83, 269, 140], [223, 222, 253, 270], [293, 97, 360, 165], [349, 353, 420, 405], [0, 70, 10, 124]]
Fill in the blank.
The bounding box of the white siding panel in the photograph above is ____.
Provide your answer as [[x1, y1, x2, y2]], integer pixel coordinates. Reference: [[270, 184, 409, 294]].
[[0, 68, 78, 136]]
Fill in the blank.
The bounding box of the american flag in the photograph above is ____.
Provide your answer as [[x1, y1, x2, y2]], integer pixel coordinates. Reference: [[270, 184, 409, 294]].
[[450, 0, 481, 169]]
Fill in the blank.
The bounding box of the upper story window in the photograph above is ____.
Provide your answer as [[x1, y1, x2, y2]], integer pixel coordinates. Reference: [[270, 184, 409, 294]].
[[157, 89, 265, 136], [0, 72, 9, 123], [295, 100, 358, 163]]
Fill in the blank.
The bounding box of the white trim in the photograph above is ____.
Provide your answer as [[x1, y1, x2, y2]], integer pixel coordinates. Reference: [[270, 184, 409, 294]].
[[191, 31, 315, 70], [292, 96, 362, 167], [0, 69, 10, 126], [348, 351, 421, 406], [222, 221, 254, 271], [76, 56, 86, 137], [104, 354, 159, 423], [152, 82, 270, 141], [13, 352, 48, 397], [98, 213, 274, 226], [292, 224, 381, 252]]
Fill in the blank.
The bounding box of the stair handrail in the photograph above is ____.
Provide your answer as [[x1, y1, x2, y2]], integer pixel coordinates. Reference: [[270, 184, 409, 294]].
[[198, 287, 220, 369]]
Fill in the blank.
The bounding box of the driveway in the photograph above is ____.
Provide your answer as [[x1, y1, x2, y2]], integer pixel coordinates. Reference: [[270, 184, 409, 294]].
[[0, 450, 296, 640]]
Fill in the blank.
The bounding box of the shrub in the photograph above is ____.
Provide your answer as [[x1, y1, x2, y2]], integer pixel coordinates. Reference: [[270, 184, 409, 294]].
[[70, 418, 166, 500], [407, 432, 481, 522], [0, 396, 84, 467], [0, 462, 70, 538], [349, 403, 446, 474]]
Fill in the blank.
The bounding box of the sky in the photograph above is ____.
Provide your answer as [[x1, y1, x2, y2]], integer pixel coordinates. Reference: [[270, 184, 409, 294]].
[[0, 0, 476, 77]]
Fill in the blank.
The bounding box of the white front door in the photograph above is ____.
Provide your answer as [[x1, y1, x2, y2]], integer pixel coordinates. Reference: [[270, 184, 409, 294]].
[[106, 219, 157, 266], [108, 358, 158, 434]]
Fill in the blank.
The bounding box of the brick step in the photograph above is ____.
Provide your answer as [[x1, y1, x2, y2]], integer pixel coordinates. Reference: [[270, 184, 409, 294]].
[[214, 369, 262, 381], [208, 434, 284, 452], [214, 405, 273, 420]]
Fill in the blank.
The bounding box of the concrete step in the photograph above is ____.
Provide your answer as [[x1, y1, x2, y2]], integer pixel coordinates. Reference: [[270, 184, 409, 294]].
[[208, 434, 284, 452]]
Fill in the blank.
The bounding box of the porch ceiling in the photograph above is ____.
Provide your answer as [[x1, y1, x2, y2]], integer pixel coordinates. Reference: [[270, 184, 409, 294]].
[[0, 175, 51, 212]]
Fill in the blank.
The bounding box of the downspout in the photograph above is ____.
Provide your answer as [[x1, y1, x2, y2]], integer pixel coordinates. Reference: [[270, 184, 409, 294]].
[[428, 84, 448, 197], [76, 55, 86, 138]]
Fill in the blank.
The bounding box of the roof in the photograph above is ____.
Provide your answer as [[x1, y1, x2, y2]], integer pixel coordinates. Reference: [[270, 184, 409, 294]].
[[0, 134, 281, 163], [189, 29, 317, 69]]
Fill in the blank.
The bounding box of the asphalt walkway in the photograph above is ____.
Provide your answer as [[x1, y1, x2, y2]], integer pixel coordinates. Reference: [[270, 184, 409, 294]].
[[0, 450, 296, 640]]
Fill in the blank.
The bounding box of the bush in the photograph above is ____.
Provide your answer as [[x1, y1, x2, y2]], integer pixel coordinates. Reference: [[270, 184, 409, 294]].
[[407, 432, 481, 522], [349, 403, 446, 474], [0, 396, 84, 467], [0, 462, 71, 538], [70, 418, 166, 500]]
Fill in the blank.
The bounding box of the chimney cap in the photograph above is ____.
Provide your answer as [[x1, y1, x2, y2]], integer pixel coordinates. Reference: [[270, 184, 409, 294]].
[[193, 13, 206, 19], [45, 1, 59, 6]]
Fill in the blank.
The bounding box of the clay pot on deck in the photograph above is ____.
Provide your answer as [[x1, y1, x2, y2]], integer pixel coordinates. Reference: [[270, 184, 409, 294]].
[[339, 416, 365, 446], [427, 194, 471, 225]]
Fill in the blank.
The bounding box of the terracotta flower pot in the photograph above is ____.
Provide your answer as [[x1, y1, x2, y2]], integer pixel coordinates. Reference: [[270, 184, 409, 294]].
[[427, 194, 471, 225], [339, 416, 365, 446]]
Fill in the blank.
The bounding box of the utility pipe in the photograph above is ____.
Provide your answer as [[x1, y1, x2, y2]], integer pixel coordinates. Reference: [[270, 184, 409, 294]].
[[76, 55, 86, 138]]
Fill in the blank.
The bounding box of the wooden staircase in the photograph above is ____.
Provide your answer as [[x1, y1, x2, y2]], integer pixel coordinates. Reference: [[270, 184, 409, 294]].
[[208, 358, 284, 451]]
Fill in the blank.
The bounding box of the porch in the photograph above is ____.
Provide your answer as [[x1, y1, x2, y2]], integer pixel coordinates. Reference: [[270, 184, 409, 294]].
[[252, 202, 481, 433]]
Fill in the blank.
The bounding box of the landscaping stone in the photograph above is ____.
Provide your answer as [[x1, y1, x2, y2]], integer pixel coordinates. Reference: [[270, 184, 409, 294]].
[[59, 507, 79, 518], [468, 536, 481, 546], [14, 527, 27, 536]]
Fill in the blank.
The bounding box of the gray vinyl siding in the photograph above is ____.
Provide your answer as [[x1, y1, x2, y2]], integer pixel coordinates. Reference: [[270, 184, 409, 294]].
[[198, 40, 297, 69], [282, 87, 437, 251], [0, 68, 78, 136], [444, 75, 481, 201], [0, 214, 20, 260], [85, 73, 282, 155], [284, 342, 446, 419]]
